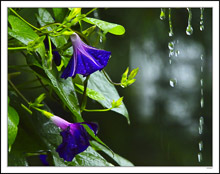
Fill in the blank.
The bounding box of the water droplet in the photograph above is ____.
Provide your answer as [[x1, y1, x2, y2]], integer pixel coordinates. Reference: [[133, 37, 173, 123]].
[[199, 116, 204, 134], [168, 41, 174, 50], [200, 97, 204, 108], [186, 25, 193, 35], [99, 36, 103, 43], [200, 8, 204, 31], [199, 126, 203, 135], [199, 141, 203, 151], [200, 23, 204, 31], [201, 66, 203, 72], [160, 8, 166, 20], [200, 54, 204, 60], [199, 116, 204, 125], [186, 8, 193, 35], [169, 78, 177, 87], [169, 59, 172, 64], [168, 8, 174, 37], [198, 152, 202, 162], [201, 88, 203, 96], [200, 79, 203, 86], [175, 50, 180, 57]]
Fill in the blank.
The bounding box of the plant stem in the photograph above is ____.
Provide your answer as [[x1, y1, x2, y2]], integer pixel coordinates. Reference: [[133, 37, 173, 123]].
[[80, 76, 90, 112], [83, 107, 113, 112], [8, 79, 30, 104], [85, 8, 98, 16], [8, 47, 27, 50], [102, 70, 121, 86], [9, 8, 40, 31]]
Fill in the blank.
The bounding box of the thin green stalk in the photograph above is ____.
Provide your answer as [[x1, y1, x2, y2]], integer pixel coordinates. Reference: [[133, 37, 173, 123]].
[[9, 8, 40, 31], [85, 8, 98, 17], [80, 76, 90, 112], [83, 107, 113, 112], [8, 47, 27, 50], [8, 79, 29, 104], [102, 70, 121, 86]]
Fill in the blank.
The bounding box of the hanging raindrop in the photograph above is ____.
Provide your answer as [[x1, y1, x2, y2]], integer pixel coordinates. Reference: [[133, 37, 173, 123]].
[[199, 141, 203, 151], [199, 116, 204, 125], [198, 152, 203, 162], [186, 8, 193, 35], [175, 50, 180, 57], [169, 78, 177, 87], [201, 89, 203, 96], [169, 59, 172, 64], [99, 35, 103, 43], [168, 41, 174, 50], [200, 97, 204, 108], [198, 116, 204, 134], [200, 8, 205, 31], [168, 8, 174, 37], [160, 8, 166, 20], [200, 79, 203, 86]]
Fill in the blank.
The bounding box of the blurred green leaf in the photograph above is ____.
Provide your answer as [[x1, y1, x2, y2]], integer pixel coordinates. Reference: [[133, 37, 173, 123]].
[[8, 15, 38, 45], [81, 71, 129, 124], [53, 8, 68, 23], [75, 83, 106, 101], [90, 140, 134, 166], [8, 104, 19, 151], [82, 17, 125, 35]]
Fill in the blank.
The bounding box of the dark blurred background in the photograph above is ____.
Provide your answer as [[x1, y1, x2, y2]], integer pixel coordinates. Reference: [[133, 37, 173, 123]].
[[8, 8, 212, 166]]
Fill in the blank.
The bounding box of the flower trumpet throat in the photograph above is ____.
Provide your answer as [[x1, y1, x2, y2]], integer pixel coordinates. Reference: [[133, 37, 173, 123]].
[[61, 33, 111, 79]]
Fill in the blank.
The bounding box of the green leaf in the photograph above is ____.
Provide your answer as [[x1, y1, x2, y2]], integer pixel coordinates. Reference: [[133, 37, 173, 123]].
[[8, 15, 38, 45], [82, 17, 125, 35], [53, 146, 113, 166], [81, 71, 129, 124], [75, 83, 106, 101], [53, 8, 68, 23], [43, 67, 82, 122], [8, 105, 19, 151], [90, 141, 134, 166]]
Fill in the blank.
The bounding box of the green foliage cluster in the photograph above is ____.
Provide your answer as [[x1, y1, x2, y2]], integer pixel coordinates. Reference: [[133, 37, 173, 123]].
[[8, 8, 138, 166]]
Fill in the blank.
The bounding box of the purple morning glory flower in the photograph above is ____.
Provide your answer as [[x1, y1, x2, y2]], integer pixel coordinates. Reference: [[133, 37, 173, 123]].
[[61, 33, 111, 79], [44, 37, 61, 66], [50, 115, 98, 162]]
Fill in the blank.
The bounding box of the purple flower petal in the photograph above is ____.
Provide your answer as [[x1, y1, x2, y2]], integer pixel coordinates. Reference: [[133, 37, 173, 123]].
[[61, 33, 111, 79], [56, 123, 90, 161], [51, 116, 71, 130]]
